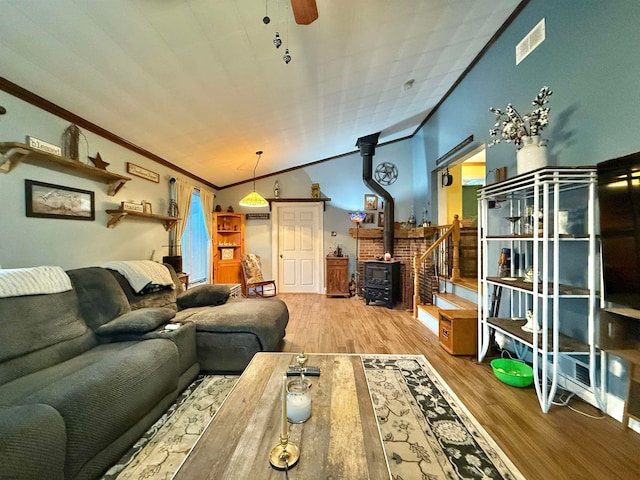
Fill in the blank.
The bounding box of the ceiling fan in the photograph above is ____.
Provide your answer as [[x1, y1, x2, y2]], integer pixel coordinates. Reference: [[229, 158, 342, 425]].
[[290, 0, 318, 25]]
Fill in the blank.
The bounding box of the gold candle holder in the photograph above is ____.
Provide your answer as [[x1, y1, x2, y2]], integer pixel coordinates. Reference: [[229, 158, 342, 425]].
[[269, 375, 300, 470]]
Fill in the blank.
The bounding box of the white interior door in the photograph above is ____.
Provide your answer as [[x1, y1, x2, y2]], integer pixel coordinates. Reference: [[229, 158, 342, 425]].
[[271, 202, 323, 293]]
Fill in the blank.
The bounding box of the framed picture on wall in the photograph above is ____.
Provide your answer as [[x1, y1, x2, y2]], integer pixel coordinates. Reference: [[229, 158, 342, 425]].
[[364, 194, 378, 210], [378, 212, 384, 227], [25, 180, 95, 221], [363, 213, 375, 224]]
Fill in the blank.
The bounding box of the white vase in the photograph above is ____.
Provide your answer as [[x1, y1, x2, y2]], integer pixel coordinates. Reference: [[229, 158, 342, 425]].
[[517, 135, 548, 175]]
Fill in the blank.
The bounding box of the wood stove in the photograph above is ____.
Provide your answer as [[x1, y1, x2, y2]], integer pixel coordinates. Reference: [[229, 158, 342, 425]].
[[363, 260, 401, 309]]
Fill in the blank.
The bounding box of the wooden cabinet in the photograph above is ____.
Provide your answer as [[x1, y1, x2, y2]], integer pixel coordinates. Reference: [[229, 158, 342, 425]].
[[438, 309, 478, 355], [212, 213, 244, 284], [326, 256, 349, 297]]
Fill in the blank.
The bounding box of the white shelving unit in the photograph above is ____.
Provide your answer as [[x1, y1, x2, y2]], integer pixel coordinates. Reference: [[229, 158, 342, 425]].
[[477, 167, 605, 413]]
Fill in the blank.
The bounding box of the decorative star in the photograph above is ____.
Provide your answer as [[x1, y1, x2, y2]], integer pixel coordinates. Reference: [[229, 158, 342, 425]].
[[89, 152, 110, 170]]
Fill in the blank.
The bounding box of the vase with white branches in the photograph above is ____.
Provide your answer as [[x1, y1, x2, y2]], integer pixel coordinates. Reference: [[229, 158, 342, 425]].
[[488, 86, 553, 174]]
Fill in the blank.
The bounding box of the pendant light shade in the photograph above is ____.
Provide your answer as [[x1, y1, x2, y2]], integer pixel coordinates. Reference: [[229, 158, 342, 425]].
[[239, 190, 268, 207], [239, 151, 269, 208]]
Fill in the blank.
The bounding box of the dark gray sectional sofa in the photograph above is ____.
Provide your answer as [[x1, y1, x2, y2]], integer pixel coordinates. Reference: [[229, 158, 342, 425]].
[[0, 264, 289, 479]]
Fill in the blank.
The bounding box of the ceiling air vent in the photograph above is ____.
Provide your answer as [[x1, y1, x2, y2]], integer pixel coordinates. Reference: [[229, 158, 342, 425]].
[[516, 18, 546, 65]]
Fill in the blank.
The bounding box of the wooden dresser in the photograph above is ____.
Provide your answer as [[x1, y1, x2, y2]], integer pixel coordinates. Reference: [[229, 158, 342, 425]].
[[326, 256, 350, 297]]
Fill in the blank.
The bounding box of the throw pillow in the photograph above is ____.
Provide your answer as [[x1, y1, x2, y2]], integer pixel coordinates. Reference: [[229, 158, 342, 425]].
[[177, 284, 230, 309], [96, 307, 176, 335]]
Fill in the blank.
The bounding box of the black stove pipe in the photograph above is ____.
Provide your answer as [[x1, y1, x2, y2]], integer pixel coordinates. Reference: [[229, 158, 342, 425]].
[[356, 132, 394, 257]]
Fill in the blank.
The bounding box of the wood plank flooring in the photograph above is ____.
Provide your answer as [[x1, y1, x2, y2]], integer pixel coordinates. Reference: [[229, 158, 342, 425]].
[[278, 293, 640, 480]]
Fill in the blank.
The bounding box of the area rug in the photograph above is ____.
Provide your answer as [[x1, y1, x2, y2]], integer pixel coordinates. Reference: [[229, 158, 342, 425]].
[[104, 355, 524, 480], [362, 355, 525, 480], [101, 375, 238, 480]]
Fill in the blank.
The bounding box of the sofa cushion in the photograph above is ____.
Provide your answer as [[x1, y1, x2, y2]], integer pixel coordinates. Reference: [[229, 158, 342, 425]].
[[96, 308, 176, 335], [108, 268, 178, 311], [177, 284, 230, 310], [0, 404, 66, 480], [0, 289, 96, 387], [68, 267, 132, 331], [0, 339, 179, 480]]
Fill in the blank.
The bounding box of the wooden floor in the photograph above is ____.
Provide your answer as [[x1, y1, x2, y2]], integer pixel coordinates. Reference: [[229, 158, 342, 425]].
[[277, 293, 640, 480]]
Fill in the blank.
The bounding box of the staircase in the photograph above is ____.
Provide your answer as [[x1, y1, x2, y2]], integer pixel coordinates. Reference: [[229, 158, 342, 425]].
[[416, 277, 478, 333]]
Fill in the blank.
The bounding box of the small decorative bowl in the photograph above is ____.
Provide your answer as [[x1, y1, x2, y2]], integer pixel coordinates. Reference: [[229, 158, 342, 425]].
[[490, 358, 534, 387]]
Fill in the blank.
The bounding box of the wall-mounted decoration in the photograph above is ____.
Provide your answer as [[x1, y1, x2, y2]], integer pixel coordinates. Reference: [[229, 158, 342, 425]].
[[26, 136, 62, 157], [25, 179, 94, 221], [246, 213, 270, 220], [364, 194, 378, 210], [89, 152, 110, 170], [378, 212, 385, 227], [144, 202, 153, 214], [127, 162, 160, 183], [363, 213, 375, 224], [121, 201, 144, 213], [374, 162, 398, 185]]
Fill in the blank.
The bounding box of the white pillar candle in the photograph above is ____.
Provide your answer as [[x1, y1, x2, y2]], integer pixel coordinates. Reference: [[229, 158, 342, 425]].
[[287, 388, 311, 423]]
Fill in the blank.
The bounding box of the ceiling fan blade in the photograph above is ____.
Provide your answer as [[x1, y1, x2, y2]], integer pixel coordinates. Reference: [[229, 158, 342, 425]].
[[290, 0, 318, 25]]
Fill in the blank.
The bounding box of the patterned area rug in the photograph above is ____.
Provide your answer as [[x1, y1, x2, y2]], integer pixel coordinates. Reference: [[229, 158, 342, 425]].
[[104, 355, 524, 480], [363, 355, 524, 480], [101, 375, 238, 480]]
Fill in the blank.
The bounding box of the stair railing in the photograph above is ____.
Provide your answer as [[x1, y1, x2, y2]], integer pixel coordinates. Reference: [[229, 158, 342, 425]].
[[412, 214, 461, 318]]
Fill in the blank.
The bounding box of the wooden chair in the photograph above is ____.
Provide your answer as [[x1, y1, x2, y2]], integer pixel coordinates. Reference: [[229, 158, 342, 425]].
[[241, 253, 277, 297]]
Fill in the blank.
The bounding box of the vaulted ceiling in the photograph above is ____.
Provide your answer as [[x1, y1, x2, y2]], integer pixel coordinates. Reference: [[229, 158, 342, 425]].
[[0, 0, 522, 188]]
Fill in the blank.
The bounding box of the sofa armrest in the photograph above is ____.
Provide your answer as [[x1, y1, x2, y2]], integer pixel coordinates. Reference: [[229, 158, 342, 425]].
[[96, 307, 176, 336], [177, 284, 230, 310], [0, 403, 66, 480]]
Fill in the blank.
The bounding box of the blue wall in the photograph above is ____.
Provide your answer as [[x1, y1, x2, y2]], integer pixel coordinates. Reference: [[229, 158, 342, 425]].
[[415, 0, 640, 188], [413, 0, 640, 418]]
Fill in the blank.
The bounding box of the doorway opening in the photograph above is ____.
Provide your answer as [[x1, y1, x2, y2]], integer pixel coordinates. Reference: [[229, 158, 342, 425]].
[[437, 145, 486, 226]]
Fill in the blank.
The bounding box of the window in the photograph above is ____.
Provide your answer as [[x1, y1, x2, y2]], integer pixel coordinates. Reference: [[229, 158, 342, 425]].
[[181, 191, 209, 284]]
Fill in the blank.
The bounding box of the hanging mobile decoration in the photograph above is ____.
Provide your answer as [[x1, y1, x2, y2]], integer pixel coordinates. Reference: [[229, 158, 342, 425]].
[[273, 32, 282, 48], [263, 0, 270, 23], [283, 2, 291, 64]]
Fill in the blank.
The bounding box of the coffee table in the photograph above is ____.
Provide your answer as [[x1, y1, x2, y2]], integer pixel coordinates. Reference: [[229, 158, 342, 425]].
[[172, 353, 391, 479]]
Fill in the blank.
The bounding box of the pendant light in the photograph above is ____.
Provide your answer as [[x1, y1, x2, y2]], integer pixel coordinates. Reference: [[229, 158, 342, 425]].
[[239, 151, 269, 208]]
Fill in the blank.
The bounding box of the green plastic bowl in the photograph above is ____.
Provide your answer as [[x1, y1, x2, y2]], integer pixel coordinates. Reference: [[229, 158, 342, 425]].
[[490, 358, 534, 387]]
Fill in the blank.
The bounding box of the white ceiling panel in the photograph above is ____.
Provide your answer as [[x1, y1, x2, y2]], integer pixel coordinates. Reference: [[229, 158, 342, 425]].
[[0, 0, 521, 187]]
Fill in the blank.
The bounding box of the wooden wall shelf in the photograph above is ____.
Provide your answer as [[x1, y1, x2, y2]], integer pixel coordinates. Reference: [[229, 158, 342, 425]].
[[105, 209, 180, 231], [0, 141, 131, 196]]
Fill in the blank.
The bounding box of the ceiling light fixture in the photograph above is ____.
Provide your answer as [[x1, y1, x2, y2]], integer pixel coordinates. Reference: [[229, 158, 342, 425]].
[[239, 151, 269, 208]]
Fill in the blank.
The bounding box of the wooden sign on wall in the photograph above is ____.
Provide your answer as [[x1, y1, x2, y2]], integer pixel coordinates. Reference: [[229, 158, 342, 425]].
[[246, 213, 270, 220]]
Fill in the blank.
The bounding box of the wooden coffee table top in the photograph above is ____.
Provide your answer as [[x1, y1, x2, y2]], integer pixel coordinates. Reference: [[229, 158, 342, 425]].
[[172, 353, 391, 479]]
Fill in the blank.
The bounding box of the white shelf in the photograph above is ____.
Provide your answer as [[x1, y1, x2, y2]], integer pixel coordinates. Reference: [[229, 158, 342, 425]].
[[478, 167, 604, 413]]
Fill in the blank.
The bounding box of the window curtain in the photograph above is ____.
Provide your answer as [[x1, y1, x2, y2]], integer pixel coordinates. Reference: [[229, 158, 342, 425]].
[[200, 189, 216, 282], [175, 178, 195, 256]]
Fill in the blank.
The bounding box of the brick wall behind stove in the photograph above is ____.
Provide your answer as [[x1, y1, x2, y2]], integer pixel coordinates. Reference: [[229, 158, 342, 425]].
[[358, 237, 436, 309]]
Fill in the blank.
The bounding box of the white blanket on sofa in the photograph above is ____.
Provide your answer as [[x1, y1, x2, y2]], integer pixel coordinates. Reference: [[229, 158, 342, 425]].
[[0, 266, 72, 298], [103, 260, 175, 293]]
